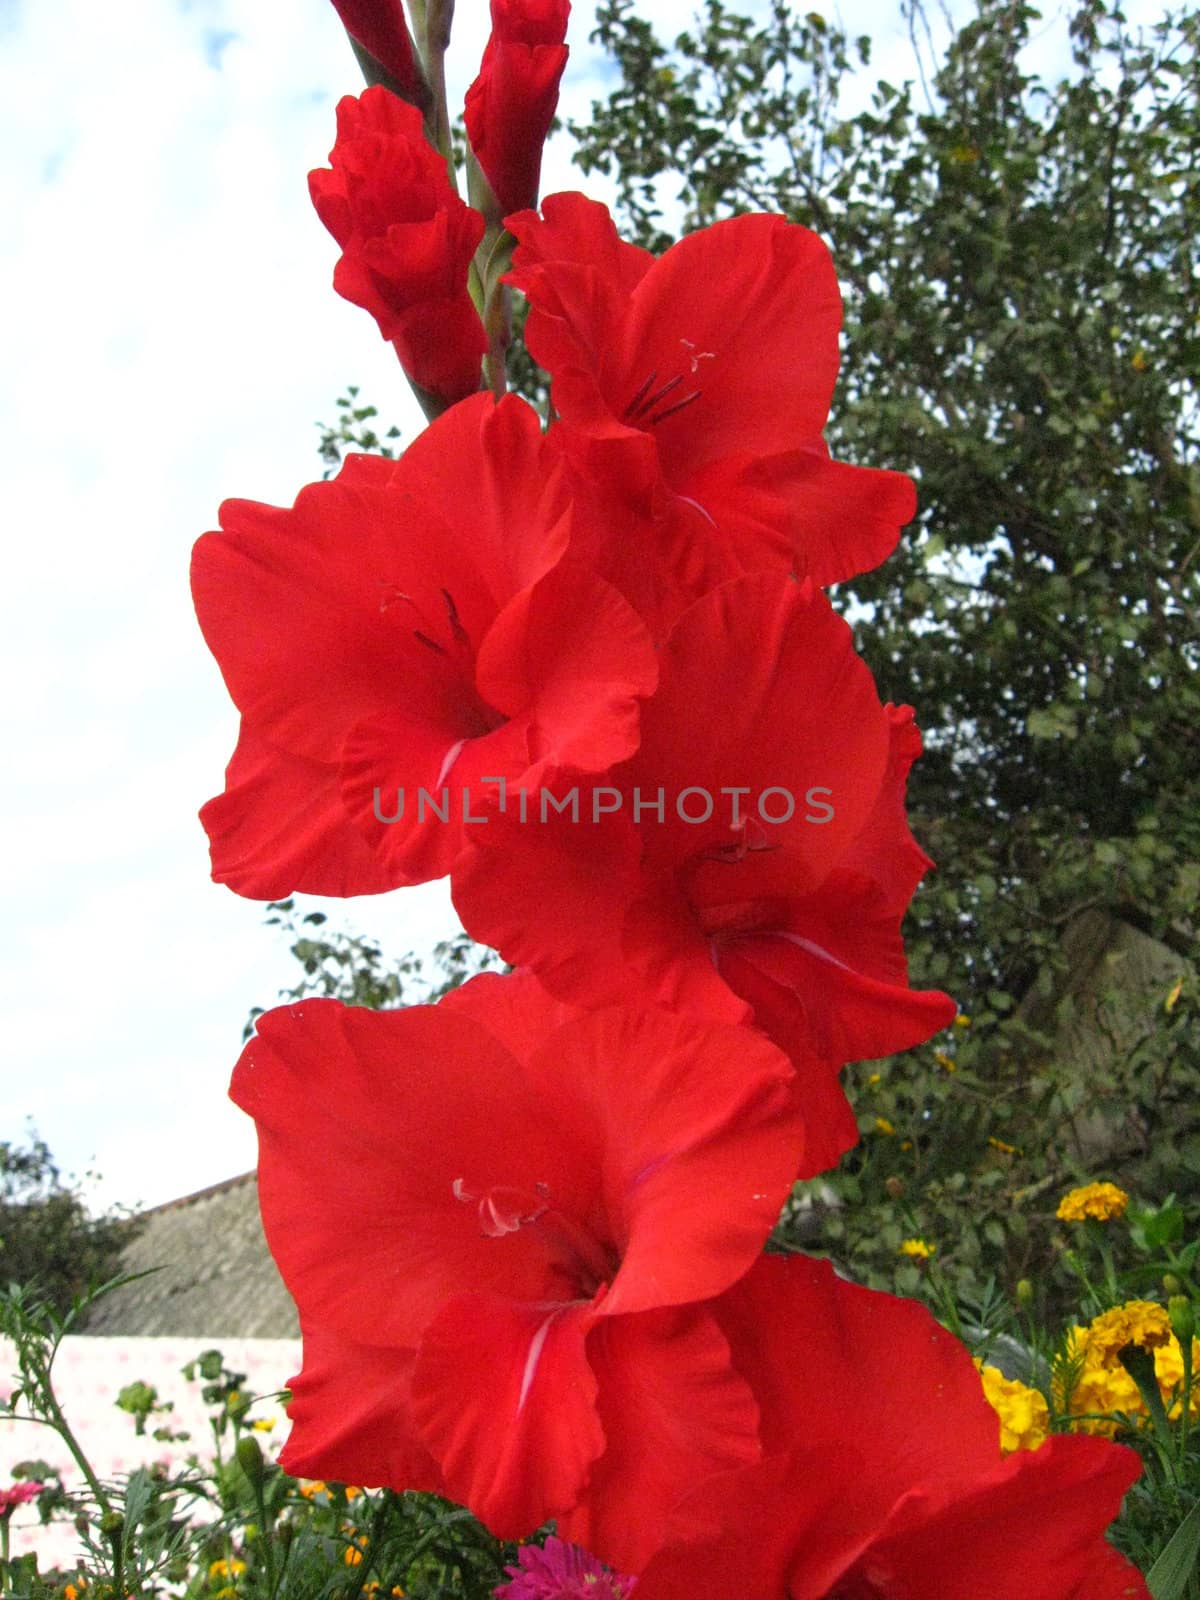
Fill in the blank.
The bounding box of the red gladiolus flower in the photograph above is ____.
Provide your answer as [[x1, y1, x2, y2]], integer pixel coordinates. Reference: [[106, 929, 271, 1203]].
[[329, 0, 424, 104], [310, 87, 487, 406], [630, 1255, 1149, 1600], [453, 573, 955, 1176], [232, 972, 806, 1567], [193, 393, 658, 898], [464, 0, 570, 218], [504, 193, 916, 635]]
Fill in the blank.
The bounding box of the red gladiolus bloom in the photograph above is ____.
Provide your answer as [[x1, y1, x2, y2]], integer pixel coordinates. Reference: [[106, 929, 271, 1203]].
[[505, 193, 916, 635], [454, 573, 955, 1176], [310, 87, 487, 406], [330, 0, 424, 104], [193, 393, 658, 898], [233, 973, 805, 1568], [464, 0, 570, 218], [630, 1255, 1149, 1600]]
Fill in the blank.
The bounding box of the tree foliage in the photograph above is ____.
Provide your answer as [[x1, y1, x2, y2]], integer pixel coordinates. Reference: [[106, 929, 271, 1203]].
[[569, 0, 1200, 1303], [0, 1130, 133, 1319]]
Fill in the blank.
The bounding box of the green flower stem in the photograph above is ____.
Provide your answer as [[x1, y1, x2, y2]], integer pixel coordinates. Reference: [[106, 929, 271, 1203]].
[[423, 0, 456, 176], [1180, 1336, 1194, 1469], [1086, 1220, 1122, 1305], [23, 1352, 114, 1522]]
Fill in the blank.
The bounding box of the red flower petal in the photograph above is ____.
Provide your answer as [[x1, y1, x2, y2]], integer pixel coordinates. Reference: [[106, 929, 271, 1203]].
[[825, 1437, 1145, 1600], [231, 1000, 594, 1349], [454, 805, 651, 1010], [412, 1293, 603, 1537], [507, 190, 654, 310], [626, 572, 889, 885], [438, 966, 581, 1056], [200, 722, 400, 899], [474, 560, 659, 772], [635, 1257, 1148, 1600], [714, 1254, 1000, 1467], [279, 1321, 444, 1493], [559, 1307, 761, 1571], [521, 1006, 802, 1315]]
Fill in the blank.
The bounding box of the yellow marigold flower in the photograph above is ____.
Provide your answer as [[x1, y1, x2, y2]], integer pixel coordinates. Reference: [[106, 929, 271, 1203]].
[[342, 1531, 369, 1566], [343, 1486, 363, 1501], [208, 1560, 247, 1582], [251, 1417, 276, 1433], [988, 1136, 1018, 1155], [298, 1480, 327, 1499], [1056, 1181, 1129, 1223], [214, 1589, 238, 1600], [1166, 976, 1184, 1013], [391, 1589, 406, 1597], [976, 1361, 1049, 1454], [1130, 349, 1147, 371], [899, 1238, 935, 1259], [867, 1072, 882, 1086], [900, 1139, 913, 1151], [954, 1013, 971, 1028], [1058, 1305, 1200, 1436], [934, 1050, 957, 1072], [874, 1117, 896, 1136], [362, 1584, 381, 1597]]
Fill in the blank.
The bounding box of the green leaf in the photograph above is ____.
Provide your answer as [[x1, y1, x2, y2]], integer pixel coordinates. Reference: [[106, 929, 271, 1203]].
[[1147, 1498, 1200, 1600]]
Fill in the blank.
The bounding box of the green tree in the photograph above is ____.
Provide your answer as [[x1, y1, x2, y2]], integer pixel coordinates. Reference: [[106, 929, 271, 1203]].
[[0, 1129, 133, 1318], [569, 0, 1200, 1300]]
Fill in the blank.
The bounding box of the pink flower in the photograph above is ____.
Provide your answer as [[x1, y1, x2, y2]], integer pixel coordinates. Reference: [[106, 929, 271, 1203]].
[[495, 1536, 634, 1600], [0, 1481, 44, 1515]]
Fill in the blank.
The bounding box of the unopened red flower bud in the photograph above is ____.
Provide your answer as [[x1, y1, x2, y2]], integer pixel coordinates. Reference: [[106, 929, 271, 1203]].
[[464, 0, 569, 218], [309, 88, 487, 409], [331, 0, 427, 108]]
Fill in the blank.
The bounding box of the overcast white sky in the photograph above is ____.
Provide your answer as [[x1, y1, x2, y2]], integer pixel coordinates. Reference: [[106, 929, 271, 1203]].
[[0, 0, 1155, 1216]]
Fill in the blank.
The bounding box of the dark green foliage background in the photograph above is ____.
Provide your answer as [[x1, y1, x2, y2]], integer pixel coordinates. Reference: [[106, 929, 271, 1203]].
[[0, 1131, 134, 1319]]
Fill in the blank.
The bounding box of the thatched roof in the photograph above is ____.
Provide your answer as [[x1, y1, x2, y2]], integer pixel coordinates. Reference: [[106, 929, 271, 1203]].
[[83, 1171, 299, 1338]]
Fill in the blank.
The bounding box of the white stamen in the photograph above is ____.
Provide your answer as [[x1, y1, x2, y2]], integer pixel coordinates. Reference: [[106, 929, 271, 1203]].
[[435, 739, 466, 788], [676, 493, 716, 529], [518, 1311, 561, 1413], [773, 931, 856, 974]]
